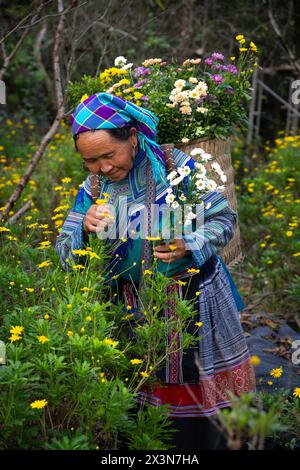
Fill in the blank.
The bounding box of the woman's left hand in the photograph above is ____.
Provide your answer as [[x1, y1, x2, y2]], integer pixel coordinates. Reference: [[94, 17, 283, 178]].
[[153, 238, 189, 263]]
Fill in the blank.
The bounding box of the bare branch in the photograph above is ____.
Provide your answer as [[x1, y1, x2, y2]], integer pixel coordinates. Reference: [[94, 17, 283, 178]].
[[34, 22, 53, 97], [7, 200, 33, 225], [0, 0, 76, 223], [265, 0, 300, 74], [17, 1, 88, 30], [0, 1, 46, 81]]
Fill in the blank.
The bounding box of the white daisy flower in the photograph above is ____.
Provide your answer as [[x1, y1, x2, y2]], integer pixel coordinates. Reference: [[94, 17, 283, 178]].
[[195, 163, 207, 174], [167, 170, 178, 181], [195, 81, 208, 96], [205, 202, 212, 210], [217, 185, 226, 191], [178, 166, 191, 176], [173, 92, 187, 103], [220, 174, 227, 183], [181, 137, 190, 143], [166, 193, 176, 204], [211, 162, 221, 172], [188, 90, 200, 99], [186, 211, 196, 219], [167, 187, 173, 194], [171, 201, 180, 209], [121, 63, 133, 70], [200, 152, 213, 162], [114, 56, 127, 66], [189, 77, 198, 84], [184, 219, 193, 226], [196, 107, 208, 114], [206, 179, 218, 191], [174, 79, 186, 89], [191, 147, 205, 156], [170, 174, 185, 186], [179, 194, 186, 201], [196, 180, 206, 190]]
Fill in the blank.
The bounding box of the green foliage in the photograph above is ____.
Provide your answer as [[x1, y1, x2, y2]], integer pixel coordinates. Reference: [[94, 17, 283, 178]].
[[232, 133, 300, 315]]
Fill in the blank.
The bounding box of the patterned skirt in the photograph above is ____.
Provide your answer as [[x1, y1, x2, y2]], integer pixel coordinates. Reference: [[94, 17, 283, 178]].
[[114, 255, 256, 449]]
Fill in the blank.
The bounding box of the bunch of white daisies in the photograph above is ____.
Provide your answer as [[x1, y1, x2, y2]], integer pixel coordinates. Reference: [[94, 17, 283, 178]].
[[165, 147, 227, 226]]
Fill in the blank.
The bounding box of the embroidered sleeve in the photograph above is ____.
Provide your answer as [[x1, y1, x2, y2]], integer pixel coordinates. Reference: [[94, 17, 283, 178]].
[[55, 176, 94, 271], [183, 190, 237, 267]]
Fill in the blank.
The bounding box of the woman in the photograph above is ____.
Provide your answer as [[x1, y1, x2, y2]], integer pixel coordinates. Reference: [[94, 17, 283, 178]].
[[56, 92, 256, 450]]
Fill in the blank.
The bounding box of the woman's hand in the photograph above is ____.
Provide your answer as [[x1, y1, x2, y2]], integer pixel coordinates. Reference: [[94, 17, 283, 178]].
[[153, 238, 189, 263], [83, 204, 115, 235]]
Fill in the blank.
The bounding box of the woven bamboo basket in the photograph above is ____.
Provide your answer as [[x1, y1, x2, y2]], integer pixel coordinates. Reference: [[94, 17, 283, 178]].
[[176, 137, 244, 271]]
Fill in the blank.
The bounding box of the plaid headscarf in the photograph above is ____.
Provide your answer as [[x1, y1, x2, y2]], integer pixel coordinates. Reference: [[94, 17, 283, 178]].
[[69, 92, 168, 186]]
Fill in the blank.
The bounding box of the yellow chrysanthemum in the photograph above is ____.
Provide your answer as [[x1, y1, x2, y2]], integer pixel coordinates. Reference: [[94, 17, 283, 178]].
[[72, 264, 85, 270], [140, 371, 149, 378], [236, 35, 244, 41], [130, 359, 143, 365], [30, 399, 48, 409], [38, 260, 52, 268], [10, 325, 24, 335], [80, 94, 89, 103], [95, 199, 108, 205], [293, 387, 300, 399], [71, 249, 89, 256], [67, 330, 74, 337], [250, 355, 261, 366], [169, 245, 177, 251], [37, 335, 49, 344], [250, 41, 258, 52], [9, 334, 22, 342], [270, 366, 283, 378], [102, 338, 119, 348]]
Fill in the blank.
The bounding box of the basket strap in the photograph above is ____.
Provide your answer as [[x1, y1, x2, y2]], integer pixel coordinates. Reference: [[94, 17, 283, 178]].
[[160, 143, 177, 174], [90, 174, 101, 203]]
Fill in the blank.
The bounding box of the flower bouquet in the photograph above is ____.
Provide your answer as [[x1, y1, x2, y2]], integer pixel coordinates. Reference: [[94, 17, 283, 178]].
[[149, 147, 227, 247], [67, 34, 258, 143]]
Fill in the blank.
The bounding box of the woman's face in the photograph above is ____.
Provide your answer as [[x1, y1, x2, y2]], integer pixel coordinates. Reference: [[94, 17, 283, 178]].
[[76, 128, 138, 182]]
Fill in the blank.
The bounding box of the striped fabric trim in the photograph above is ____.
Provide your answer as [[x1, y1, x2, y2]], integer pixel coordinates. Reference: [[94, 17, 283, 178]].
[[138, 355, 256, 418]]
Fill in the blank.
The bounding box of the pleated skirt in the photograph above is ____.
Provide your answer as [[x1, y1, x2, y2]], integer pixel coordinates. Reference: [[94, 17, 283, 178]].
[[114, 254, 256, 450]]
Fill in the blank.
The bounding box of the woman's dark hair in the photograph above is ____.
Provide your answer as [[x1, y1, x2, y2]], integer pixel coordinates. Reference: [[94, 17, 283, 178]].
[[73, 122, 136, 151]]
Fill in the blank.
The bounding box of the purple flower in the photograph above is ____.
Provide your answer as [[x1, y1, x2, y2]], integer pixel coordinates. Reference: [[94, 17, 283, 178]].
[[195, 97, 205, 106], [214, 63, 227, 71], [141, 95, 149, 101], [225, 86, 234, 95], [212, 74, 223, 84], [133, 66, 151, 79], [211, 52, 225, 61], [134, 78, 148, 88], [226, 64, 238, 75], [204, 57, 213, 66]]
